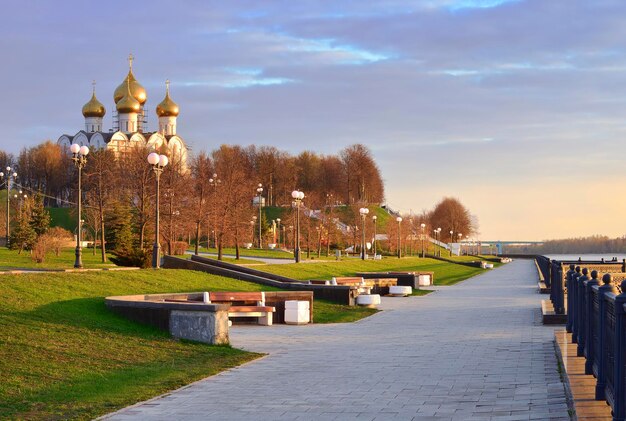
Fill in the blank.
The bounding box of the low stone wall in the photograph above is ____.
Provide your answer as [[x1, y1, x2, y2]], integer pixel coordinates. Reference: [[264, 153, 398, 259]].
[[163, 255, 358, 305], [105, 293, 230, 345]]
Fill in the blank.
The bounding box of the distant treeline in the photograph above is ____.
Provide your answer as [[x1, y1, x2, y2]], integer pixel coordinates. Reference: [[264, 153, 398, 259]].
[[509, 235, 626, 254]]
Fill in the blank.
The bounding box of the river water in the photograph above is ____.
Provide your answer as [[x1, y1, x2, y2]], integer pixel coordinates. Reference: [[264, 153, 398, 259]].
[[545, 254, 626, 261]]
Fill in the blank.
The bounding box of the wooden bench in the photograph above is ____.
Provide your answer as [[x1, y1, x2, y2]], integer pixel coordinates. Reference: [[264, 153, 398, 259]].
[[310, 277, 398, 295], [333, 277, 365, 286], [204, 292, 276, 326]]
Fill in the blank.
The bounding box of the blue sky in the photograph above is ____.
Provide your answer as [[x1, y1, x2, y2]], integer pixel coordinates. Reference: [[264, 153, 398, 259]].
[[2, 0, 626, 240]]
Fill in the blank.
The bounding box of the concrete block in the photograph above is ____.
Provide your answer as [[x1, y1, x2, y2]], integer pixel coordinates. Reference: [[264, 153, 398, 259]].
[[389, 285, 412, 296], [356, 294, 381, 307], [169, 310, 229, 345], [285, 300, 309, 310], [418, 274, 432, 286], [285, 308, 310, 325]]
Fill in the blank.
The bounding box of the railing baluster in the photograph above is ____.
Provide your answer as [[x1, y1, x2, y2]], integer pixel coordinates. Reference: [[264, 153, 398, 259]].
[[596, 273, 616, 401], [578, 268, 590, 356], [572, 266, 582, 343], [585, 270, 599, 375], [566, 264, 576, 331]]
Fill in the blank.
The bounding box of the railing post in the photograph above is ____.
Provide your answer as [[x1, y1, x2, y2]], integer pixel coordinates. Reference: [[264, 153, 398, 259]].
[[612, 280, 626, 421], [585, 270, 600, 375], [596, 273, 615, 400], [566, 264, 576, 332], [577, 268, 590, 356], [572, 266, 582, 342]]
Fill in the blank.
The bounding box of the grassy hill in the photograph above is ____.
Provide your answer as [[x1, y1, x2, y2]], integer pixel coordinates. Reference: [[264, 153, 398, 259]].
[[47, 206, 75, 231]]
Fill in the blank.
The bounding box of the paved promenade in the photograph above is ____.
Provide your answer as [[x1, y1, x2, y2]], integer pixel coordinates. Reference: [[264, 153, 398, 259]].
[[106, 259, 569, 420]]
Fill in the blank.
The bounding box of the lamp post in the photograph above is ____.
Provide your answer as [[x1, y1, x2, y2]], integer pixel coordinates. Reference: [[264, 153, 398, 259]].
[[276, 218, 281, 247], [359, 207, 369, 260], [448, 230, 454, 256], [396, 216, 403, 258], [457, 233, 463, 255], [291, 190, 305, 263], [372, 215, 377, 258], [256, 184, 263, 248], [208, 174, 220, 249], [69, 144, 89, 268], [420, 223, 426, 257], [147, 152, 169, 269], [0, 168, 17, 248], [436, 227, 442, 256], [252, 215, 257, 246]]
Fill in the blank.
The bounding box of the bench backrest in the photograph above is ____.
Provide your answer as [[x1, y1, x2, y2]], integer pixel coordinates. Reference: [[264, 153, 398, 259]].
[[333, 277, 364, 285], [206, 291, 265, 305]]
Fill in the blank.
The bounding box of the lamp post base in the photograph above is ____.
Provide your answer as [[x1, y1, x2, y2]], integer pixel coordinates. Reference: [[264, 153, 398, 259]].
[[152, 243, 161, 269], [74, 246, 83, 269]]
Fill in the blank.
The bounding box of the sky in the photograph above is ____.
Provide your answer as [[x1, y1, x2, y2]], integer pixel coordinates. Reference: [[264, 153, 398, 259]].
[[2, 0, 626, 241]]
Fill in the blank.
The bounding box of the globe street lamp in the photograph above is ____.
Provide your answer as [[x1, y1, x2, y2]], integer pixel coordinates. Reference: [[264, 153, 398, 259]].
[[396, 216, 403, 258], [420, 223, 426, 258], [0, 168, 17, 248], [291, 190, 305, 263], [208, 174, 220, 248], [359, 207, 369, 260], [457, 233, 463, 255], [276, 218, 281, 247], [256, 184, 263, 248], [69, 144, 89, 268], [449, 230, 454, 256], [436, 227, 442, 257], [147, 152, 169, 269], [372, 215, 377, 258]]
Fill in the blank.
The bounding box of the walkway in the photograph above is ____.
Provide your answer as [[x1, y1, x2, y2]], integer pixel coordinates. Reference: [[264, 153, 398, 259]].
[[105, 259, 570, 420]]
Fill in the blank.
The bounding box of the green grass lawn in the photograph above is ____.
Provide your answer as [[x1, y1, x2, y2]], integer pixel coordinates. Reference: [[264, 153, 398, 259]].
[[179, 253, 266, 265], [0, 247, 116, 270], [0, 268, 384, 419], [258, 256, 484, 286], [195, 246, 294, 259], [47, 206, 74, 231]]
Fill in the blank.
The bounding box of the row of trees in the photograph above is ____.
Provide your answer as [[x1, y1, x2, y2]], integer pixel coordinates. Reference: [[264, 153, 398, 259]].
[[508, 235, 626, 254], [3, 141, 385, 209], [0, 141, 387, 264], [0, 138, 480, 263]]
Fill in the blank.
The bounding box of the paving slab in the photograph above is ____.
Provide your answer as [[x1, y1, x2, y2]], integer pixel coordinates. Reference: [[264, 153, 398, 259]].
[[103, 259, 570, 420]]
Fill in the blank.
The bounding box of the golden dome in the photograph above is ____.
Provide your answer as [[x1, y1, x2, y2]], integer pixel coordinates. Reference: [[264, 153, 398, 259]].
[[114, 70, 147, 105], [82, 83, 106, 118], [156, 80, 179, 117], [116, 76, 141, 114]]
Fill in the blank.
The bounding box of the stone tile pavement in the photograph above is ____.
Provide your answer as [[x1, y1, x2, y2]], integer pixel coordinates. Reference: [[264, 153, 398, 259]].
[[104, 259, 570, 420]]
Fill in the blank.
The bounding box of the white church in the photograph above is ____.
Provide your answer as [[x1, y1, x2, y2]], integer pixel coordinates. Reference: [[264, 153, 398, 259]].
[[57, 55, 188, 167]]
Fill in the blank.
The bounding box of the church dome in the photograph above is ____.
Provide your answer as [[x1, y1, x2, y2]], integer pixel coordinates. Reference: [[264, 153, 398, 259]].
[[113, 70, 147, 105], [116, 77, 141, 114], [82, 90, 106, 118], [156, 81, 179, 117]]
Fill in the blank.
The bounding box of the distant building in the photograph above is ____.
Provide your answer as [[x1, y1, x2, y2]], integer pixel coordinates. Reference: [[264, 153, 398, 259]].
[[57, 55, 188, 167]]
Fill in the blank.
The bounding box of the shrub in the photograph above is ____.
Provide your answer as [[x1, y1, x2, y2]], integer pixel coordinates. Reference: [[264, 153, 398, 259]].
[[171, 241, 188, 255], [109, 248, 151, 268], [31, 227, 73, 263]]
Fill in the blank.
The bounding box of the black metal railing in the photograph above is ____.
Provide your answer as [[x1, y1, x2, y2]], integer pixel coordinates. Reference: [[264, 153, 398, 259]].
[[536, 255, 551, 287], [564, 266, 626, 421]]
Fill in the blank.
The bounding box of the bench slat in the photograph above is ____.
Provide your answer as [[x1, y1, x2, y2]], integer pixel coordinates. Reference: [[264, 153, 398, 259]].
[[210, 292, 263, 302], [229, 306, 275, 313]]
